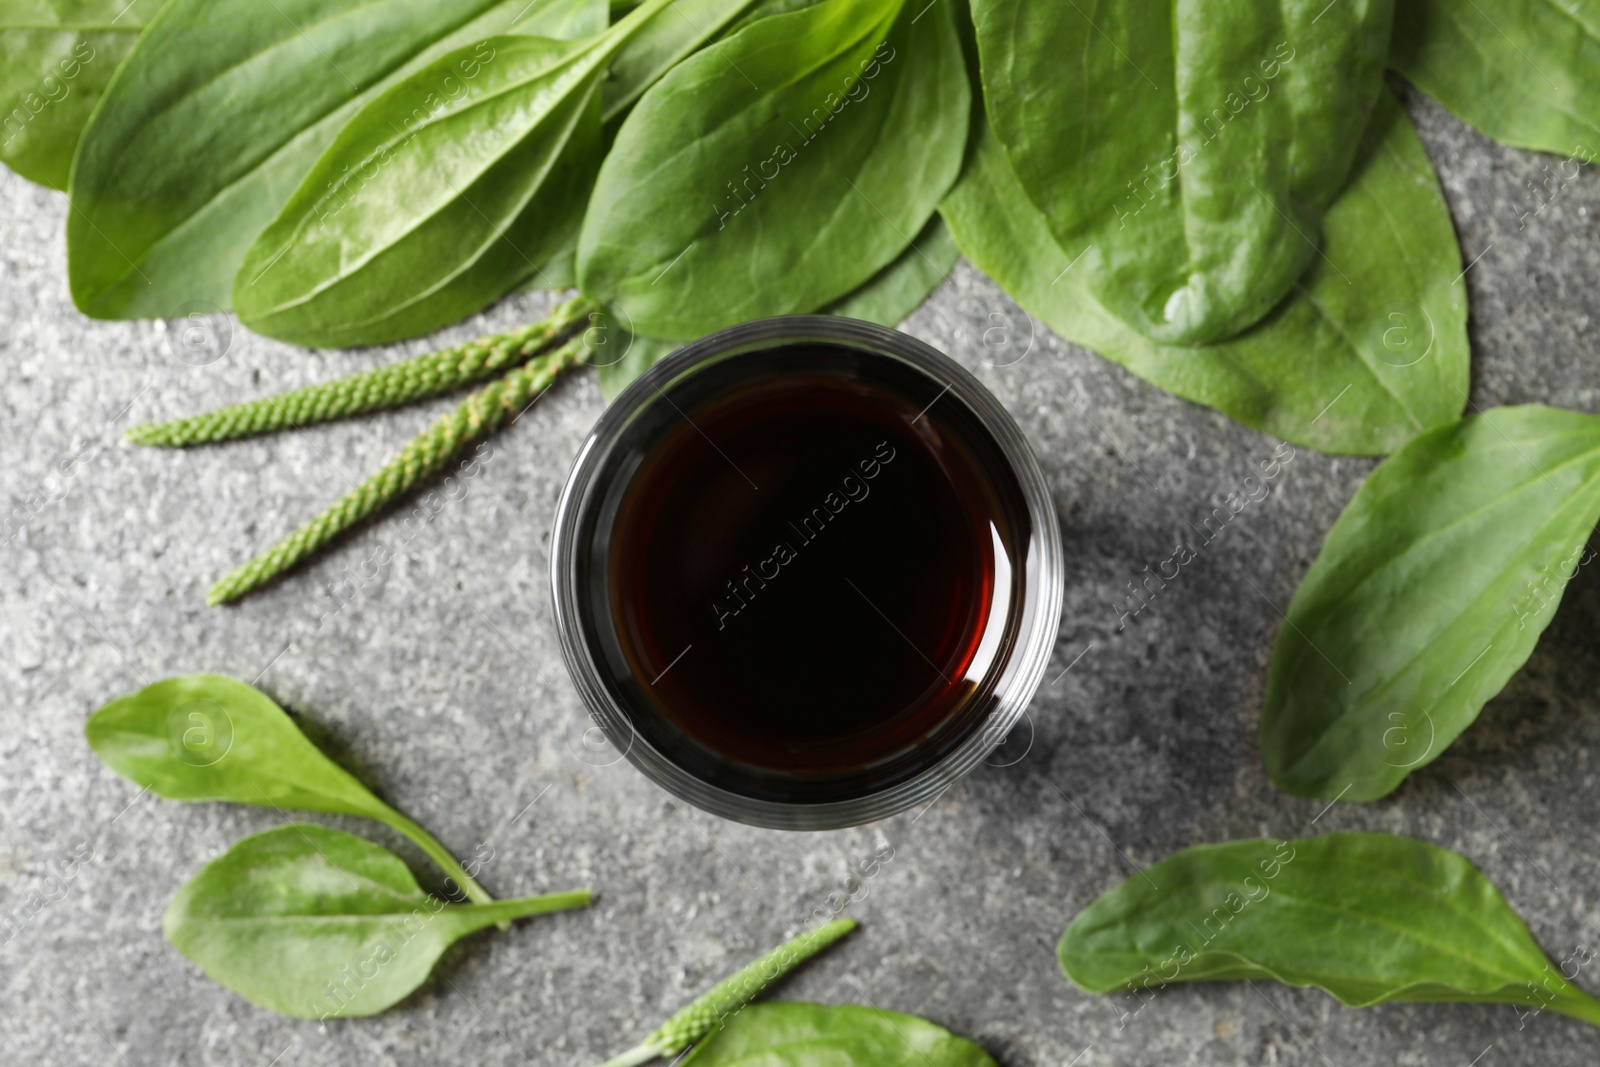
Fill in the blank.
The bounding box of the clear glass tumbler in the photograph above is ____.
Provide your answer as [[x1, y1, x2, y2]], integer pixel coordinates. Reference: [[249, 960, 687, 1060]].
[[550, 316, 1062, 829]]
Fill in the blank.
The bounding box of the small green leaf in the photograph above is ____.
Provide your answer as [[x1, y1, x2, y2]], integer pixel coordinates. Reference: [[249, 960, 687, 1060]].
[[823, 214, 958, 327], [86, 674, 495, 903], [0, 0, 149, 189], [1390, 0, 1600, 157], [1262, 405, 1600, 800], [577, 0, 968, 339], [973, 0, 1393, 345], [679, 1003, 996, 1067], [66, 0, 605, 320], [941, 90, 1467, 456], [164, 823, 589, 1018], [1060, 833, 1600, 1028], [88, 674, 389, 814]]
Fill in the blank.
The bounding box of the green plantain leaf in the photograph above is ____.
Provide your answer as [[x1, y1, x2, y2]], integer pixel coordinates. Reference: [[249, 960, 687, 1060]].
[[1060, 833, 1600, 1028], [823, 213, 958, 326], [681, 1002, 997, 1067], [86, 673, 494, 899], [234, 0, 762, 347], [1390, 0, 1600, 157], [941, 90, 1467, 456], [1261, 406, 1600, 800], [577, 0, 968, 339], [972, 0, 1393, 346], [164, 824, 589, 1018], [88, 673, 398, 817], [591, 216, 956, 402], [234, 33, 604, 347], [66, 0, 606, 320], [0, 0, 150, 189]]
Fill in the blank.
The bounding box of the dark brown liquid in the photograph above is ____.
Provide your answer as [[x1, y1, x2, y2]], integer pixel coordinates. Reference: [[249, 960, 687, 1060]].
[[584, 343, 1031, 803]]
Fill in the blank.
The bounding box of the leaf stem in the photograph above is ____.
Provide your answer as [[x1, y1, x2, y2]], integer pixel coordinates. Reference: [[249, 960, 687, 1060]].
[[127, 297, 597, 447], [593, 918, 857, 1066], [369, 806, 495, 907], [1550, 988, 1600, 1029], [458, 889, 592, 926], [206, 330, 592, 605]]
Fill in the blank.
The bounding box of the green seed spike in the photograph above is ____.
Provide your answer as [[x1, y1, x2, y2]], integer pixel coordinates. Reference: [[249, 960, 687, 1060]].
[[595, 918, 858, 1067], [206, 332, 592, 606], [128, 296, 597, 447]]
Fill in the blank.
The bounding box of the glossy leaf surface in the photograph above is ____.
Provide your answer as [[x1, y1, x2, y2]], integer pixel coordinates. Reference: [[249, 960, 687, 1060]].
[[682, 1002, 996, 1067], [235, 33, 604, 346], [235, 0, 761, 347], [1261, 406, 1600, 799], [973, 0, 1393, 345], [1060, 833, 1600, 1027], [67, 0, 604, 319], [941, 91, 1466, 455], [600, 0, 765, 120], [578, 0, 968, 339], [1391, 0, 1600, 157], [164, 824, 589, 1017], [0, 0, 150, 189]]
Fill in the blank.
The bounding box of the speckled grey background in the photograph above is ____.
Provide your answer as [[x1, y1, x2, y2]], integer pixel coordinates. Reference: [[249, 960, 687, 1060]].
[[5, 82, 1600, 1066]]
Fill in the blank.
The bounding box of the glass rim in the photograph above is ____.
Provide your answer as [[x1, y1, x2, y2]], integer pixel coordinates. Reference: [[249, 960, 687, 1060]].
[[549, 315, 1063, 830]]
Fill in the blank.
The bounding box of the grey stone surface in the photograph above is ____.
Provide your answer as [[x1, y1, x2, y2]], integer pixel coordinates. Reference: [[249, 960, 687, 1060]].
[[5, 82, 1600, 1066]]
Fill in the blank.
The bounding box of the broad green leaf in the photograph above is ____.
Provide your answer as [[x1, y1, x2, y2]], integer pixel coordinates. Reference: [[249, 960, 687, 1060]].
[[1261, 406, 1600, 799], [86, 673, 492, 900], [1060, 833, 1600, 1028], [1391, 0, 1600, 157], [973, 0, 1393, 346], [681, 1003, 996, 1067], [0, 0, 150, 189], [577, 0, 969, 339], [593, 214, 953, 401], [823, 214, 958, 326], [66, 0, 606, 320], [940, 90, 1467, 456], [235, 34, 604, 347], [235, 0, 760, 347], [164, 824, 589, 1018]]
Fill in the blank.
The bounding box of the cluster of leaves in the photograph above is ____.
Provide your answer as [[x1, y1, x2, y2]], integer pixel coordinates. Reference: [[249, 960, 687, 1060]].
[[15, 0, 1600, 1042], [88, 674, 991, 1063], [0, 0, 1588, 595], [87, 673, 593, 1016]]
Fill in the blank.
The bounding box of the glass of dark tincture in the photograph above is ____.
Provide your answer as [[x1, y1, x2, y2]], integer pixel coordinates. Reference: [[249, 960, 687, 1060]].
[[550, 317, 1062, 829]]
